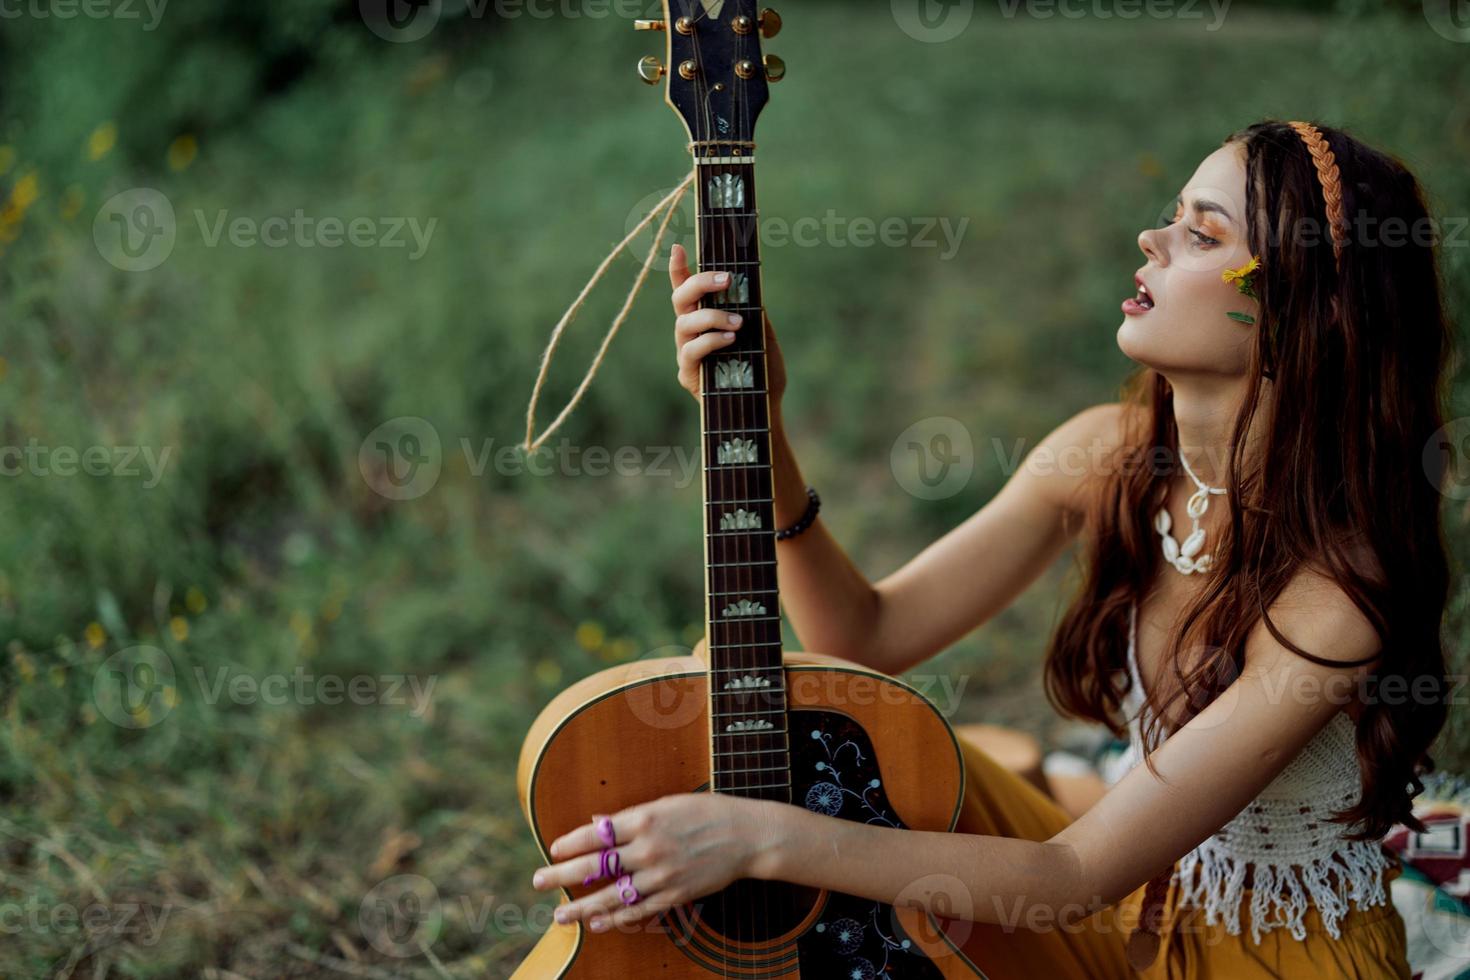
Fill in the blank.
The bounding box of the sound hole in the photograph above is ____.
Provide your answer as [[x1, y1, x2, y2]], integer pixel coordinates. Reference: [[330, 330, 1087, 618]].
[[667, 710, 947, 977]]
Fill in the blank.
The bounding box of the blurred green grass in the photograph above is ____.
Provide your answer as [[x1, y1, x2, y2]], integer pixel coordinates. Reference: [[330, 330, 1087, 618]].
[[0, 1, 1466, 976]]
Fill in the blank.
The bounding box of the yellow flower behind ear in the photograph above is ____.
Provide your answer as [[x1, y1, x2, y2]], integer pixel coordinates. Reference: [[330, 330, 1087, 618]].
[[1221, 255, 1261, 285]]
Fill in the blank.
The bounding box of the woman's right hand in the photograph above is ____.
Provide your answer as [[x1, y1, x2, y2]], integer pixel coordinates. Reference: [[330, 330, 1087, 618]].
[[670, 243, 787, 405]]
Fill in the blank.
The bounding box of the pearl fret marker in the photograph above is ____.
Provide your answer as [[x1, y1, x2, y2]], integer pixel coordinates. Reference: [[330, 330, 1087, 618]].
[[717, 438, 759, 465], [709, 173, 745, 209], [722, 598, 767, 618], [715, 359, 754, 389], [720, 508, 762, 530], [725, 718, 775, 732]]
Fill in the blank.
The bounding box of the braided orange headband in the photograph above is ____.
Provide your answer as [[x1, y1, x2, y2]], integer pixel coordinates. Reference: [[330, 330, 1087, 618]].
[[1287, 119, 1348, 264]]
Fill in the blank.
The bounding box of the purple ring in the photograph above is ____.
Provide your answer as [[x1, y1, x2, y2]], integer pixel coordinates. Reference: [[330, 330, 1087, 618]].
[[581, 847, 624, 886], [594, 815, 616, 848], [617, 872, 640, 906]]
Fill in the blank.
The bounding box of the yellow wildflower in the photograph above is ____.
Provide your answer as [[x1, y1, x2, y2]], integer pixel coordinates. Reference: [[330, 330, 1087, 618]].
[[10, 172, 38, 211], [167, 134, 198, 172], [575, 622, 605, 652], [1221, 255, 1261, 285], [169, 616, 189, 642], [59, 184, 84, 221], [534, 658, 563, 687], [84, 622, 106, 649], [87, 123, 117, 162]]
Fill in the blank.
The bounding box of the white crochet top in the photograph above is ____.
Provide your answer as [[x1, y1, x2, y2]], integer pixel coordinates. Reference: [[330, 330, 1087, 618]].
[[1117, 602, 1394, 943]]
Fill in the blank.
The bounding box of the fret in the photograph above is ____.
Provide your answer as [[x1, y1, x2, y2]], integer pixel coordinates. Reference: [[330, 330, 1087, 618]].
[[700, 260, 762, 268], [707, 649, 782, 661], [706, 426, 770, 436], [714, 728, 788, 738], [711, 590, 782, 605], [702, 389, 769, 397], [713, 764, 789, 776], [707, 614, 781, 623], [711, 686, 786, 697], [706, 498, 773, 508], [715, 780, 792, 792], [705, 517, 774, 528], [712, 746, 786, 757], [694, 157, 755, 166], [712, 707, 785, 718]]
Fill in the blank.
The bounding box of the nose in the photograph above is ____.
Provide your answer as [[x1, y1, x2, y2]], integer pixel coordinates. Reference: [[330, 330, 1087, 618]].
[[1138, 225, 1168, 268]]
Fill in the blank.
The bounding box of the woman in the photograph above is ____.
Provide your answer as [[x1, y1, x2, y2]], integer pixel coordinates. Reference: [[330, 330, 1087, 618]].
[[531, 119, 1455, 978]]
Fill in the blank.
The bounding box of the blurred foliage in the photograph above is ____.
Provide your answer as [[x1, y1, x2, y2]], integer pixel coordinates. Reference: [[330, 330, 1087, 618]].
[[0, 0, 1464, 976]]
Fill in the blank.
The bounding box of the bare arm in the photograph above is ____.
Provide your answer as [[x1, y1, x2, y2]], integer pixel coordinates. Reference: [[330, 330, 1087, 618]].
[[670, 244, 1125, 676], [750, 572, 1384, 925]]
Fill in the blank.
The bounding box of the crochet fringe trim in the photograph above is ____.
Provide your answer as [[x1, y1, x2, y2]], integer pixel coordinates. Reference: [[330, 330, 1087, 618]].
[[1172, 839, 1394, 944]]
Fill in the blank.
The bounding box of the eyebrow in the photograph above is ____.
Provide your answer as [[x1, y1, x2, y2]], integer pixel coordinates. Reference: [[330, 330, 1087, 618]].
[[1173, 193, 1234, 224]]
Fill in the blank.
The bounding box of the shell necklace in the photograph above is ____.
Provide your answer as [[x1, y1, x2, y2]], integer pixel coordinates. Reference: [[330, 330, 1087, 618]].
[[1155, 449, 1226, 575]]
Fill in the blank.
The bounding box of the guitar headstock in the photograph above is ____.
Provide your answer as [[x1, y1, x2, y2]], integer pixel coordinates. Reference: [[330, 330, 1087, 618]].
[[635, 2, 784, 150]]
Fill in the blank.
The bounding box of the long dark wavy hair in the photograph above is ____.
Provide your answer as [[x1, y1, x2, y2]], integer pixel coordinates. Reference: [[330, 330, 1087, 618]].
[[1043, 119, 1456, 840]]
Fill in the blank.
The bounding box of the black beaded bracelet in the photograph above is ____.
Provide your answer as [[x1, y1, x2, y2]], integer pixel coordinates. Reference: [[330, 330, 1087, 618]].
[[775, 486, 821, 541]]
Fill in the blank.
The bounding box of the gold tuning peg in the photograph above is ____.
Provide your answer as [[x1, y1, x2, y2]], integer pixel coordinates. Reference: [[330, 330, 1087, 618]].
[[637, 55, 666, 85], [763, 53, 786, 82], [633, 19, 665, 31], [759, 8, 782, 39]]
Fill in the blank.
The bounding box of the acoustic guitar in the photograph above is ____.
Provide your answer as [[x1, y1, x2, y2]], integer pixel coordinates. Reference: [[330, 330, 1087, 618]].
[[514, 3, 985, 975]]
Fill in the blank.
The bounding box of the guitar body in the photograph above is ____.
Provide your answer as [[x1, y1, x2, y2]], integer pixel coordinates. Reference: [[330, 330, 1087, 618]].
[[513, 648, 986, 979]]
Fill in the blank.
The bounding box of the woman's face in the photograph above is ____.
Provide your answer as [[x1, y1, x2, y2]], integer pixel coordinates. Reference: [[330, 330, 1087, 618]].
[[1118, 142, 1260, 379]]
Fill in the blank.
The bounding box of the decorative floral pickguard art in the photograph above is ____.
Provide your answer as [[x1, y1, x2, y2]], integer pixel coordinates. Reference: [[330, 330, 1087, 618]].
[[790, 709, 946, 979]]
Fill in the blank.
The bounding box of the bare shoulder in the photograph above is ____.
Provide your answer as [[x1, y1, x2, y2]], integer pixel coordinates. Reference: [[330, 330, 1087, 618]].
[[1245, 558, 1385, 681], [1020, 401, 1136, 519]]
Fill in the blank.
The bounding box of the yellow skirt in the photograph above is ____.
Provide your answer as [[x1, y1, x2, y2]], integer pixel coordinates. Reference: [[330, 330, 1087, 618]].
[[951, 736, 1412, 979]]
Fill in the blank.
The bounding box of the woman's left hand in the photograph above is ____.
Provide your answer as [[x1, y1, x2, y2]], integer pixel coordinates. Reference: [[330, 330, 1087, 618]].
[[532, 792, 785, 933]]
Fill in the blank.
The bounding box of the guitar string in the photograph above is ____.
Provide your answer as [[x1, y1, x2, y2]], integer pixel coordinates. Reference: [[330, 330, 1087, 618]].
[[682, 4, 739, 971], [738, 17, 796, 957]]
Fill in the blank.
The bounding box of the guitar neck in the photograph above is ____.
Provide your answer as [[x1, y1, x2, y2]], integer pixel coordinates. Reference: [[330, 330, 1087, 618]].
[[695, 145, 791, 802]]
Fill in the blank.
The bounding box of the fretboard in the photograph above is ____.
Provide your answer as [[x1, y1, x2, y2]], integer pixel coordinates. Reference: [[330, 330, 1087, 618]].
[[694, 145, 790, 804]]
